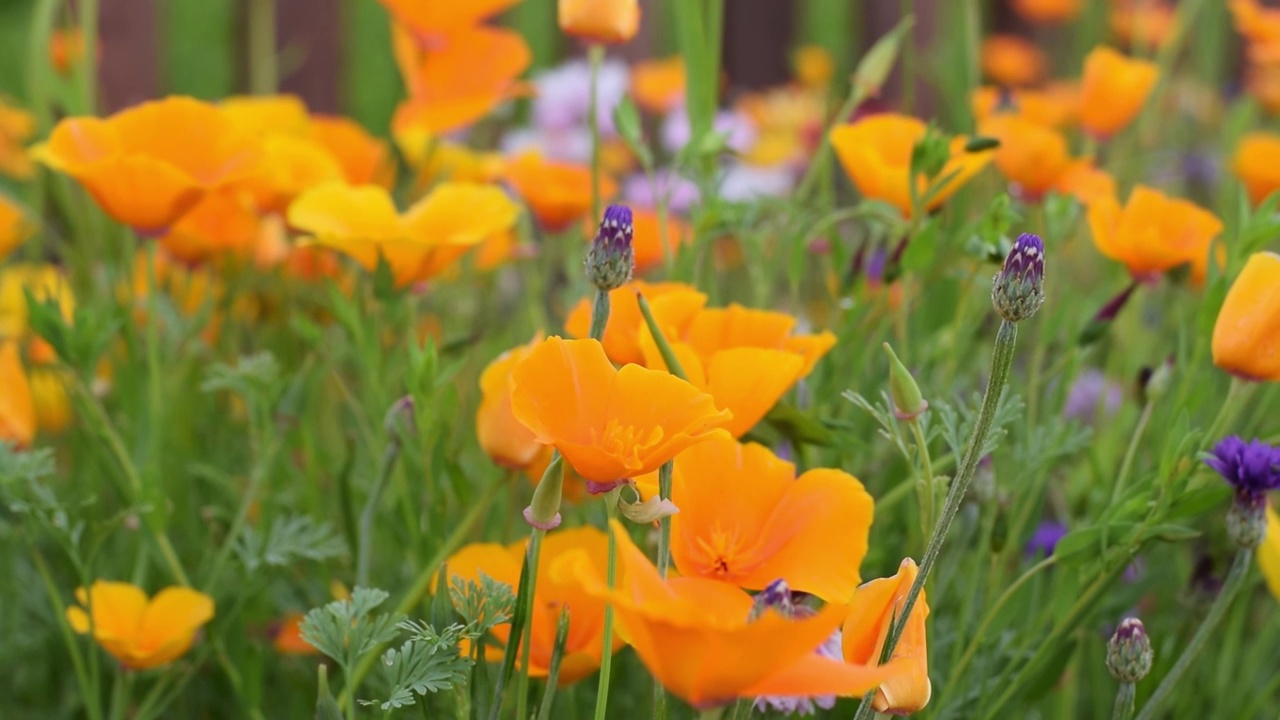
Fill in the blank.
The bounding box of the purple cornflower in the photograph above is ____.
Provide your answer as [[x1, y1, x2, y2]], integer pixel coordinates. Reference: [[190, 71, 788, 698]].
[[1205, 436, 1280, 547], [1063, 370, 1124, 425], [584, 205, 635, 291], [1025, 521, 1068, 558], [991, 233, 1046, 322]]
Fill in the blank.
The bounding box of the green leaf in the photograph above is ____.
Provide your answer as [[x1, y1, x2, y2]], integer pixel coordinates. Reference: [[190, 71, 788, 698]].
[[235, 515, 347, 573], [612, 96, 652, 168], [765, 402, 836, 446], [299, 587, 402, 670]]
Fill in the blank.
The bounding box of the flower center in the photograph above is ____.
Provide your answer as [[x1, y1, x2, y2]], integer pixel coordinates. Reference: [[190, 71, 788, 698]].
[[593, 418, 664, 470]]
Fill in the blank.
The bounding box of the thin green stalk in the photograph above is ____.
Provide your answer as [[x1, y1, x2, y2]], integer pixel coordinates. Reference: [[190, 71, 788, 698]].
[[1110, 399, 1155, 507], [589, 289, 611, 342], [908, 418, 936, 539], [592, 491, 621, 720], [536, 608, 572, 720], [340, 475, 507, 704], [515, 529, 547, 720], [143, 243, 164, 486], [901, 0, 915, 115], [356, 439, 405, 587], [1111, 683, 1136, 720], [77, 0, 99, 112], [247, 0, 278, 94], [1133, 549, 1253, 720], [30, 545, 102, 720], [854, 320, 1020, 720], [107, 669, 132, 720], [636, 293, 687, 380], [588, 44, 605, 222]]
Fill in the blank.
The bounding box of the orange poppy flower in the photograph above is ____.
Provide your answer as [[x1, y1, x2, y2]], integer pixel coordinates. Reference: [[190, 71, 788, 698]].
[[34, 96, 263, 233], [1110, 1, 1176, 49], [980, 35, 1047, 87], [1052, 159, 1116, 206], [310, 115, 396, 188], [273, 613, 320, 655], [508, 336, 732, 484], [393, 25, 531, 136], [830, 114, 993, 219], [634, 437, 873, 602], [793, 45, 835, 89], [504, 151, 616, 231], [1011, 0, 1082, 24], [287, 182, 520, 287], [0, 263, 75, 339], [971, 84, 1079, 128], [978, 115, 1071, 201], [1233, 133, 1280, 205], [377, 0, 521, 44], [1087, 185, 1223, 284], [631, 56, 687, 115], [561, 520, 911, 709], [239, 134, 346, 213], [219, 94, 312, 137], [1260, 505, 1280, 600], [159, 191, 261, 265], [637, 304, 836, 438], [0, 193, 32, 259], [559, 0, 640, 44], [1078, 46, 1158, 138], [445, 526, 621, 684], [0, 341, 35, 448], [564, 281, 707, 366], [0, 98, 36, 179], [477, 335, 556, 472], [1246, 62, 1280, 114], [396, 132, 505, 187], [843, 558, 932, 715], [66, 581, 215, 670], [1231, 0, 1280, 52], [1212, 252, 1280, 382]]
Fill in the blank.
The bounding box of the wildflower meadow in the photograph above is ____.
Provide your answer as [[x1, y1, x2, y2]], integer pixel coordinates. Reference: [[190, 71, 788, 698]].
[[3, 0, 1280, 718]]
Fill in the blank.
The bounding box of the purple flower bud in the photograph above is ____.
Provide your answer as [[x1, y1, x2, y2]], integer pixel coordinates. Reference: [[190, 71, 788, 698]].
[[1106, 618, 1153, 683], [585, 205, 635, 291], [992, 233, 1046, 322]]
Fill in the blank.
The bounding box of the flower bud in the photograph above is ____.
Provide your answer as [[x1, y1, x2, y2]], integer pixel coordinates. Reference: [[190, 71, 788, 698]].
[[524, 455, 564, 531], [1227, 499, 1267, 549], [883, 342, 928, 421], [1106, 617, 1153, 683], [584, 204, 635, 292], [1137, 356, 1174, 404], [383, 395, 416, 442], [1205, 436, 1280, 548], [992, 233, 1046, 322]]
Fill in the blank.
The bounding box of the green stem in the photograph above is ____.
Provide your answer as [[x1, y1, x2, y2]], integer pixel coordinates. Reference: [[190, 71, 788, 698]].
[[77, 0, 99, 112], [636, 293, 687, 380], [589, 289, 611, 342], [356, 438, 404, 587], [339, 475, 507, 704], [107, 669, 132, 720], [536, 608, 572, 720], [901, 0, 915, 116], [30, 545, 102, 720], [908, 418, 935, 540], [592, 490, 621, 720], [854, 320, 1020, 720], [247, 0, 277, 94], [1110, 399, 1155, 507], [515, 529, 547, 720], [1133, 549, 1254, 720], [588, 44, 604, 223], [1111, 683, 1136, 720], [697, 708, 725, 720]]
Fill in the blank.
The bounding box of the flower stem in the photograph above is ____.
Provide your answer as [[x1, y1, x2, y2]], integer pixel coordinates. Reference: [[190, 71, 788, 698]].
[[589, 289, 611, 342], [593, 490, 622, 720], [536, 607, 572, 720], [588, 44, 604, 223], [908, 417, 936, 541], [515, 528, 547, 720], [1132, 549, 1253, 720], [355, 436, 403, 587], [247, 0, 277, 94], [636, 292, 688, 380], [853, 319, 1020, 720], [1111, 682, 1136, 720]]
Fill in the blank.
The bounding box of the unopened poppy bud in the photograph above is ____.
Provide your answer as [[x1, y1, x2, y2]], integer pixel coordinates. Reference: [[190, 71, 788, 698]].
[[383, 395, 416, 442], [584, 204, 635, 292], [524, 455, 564, 531], [1106, 618, 1153, 683], [883, 343, 928, 421], [992, 233, 1046, 322]]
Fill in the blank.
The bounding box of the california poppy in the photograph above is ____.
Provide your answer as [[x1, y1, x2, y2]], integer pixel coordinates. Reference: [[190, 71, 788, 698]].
[[287, 182, 520, 288], [1260, 504, 1280, 601], [66, 581, 215, 670], [219, 94, 312, 137], [0, 98, 37, 179], [377, 0, 520, 45], [980, 35, 1047, 87], [560, 520, 911, 709], [631, 56, 686, 115], [35, 96, 263, 233], [1110, 0, 1176, 49], [393, 25, 531, 136], [978, 114, 1071, 201], [1087, 185, 1223, 284], [564, 281, 707, 366], [477, 335, 556, 474], [445, 526, 621, 684], [792, 45, 835, 90], [1052, 159, 1116, 206], [559, 0, 641, 44], [830, 114, 993, 218], [1079, 47, 1158, 138], [159, 191, 262, 265], [1212, 252, 1280, 382], [634, 437, 874, 602], [508, 336, 731, 484], [971, 84, 1079, 129], [0, 193, 32, 259], [1011, 0, 1082, 24], [310, 115, 396, 188], [29, 361, 72, 435], [842, 558, 932, 715], [1231, 0, 1280, 58], [1233, 133, 1280, 205], [637, 304, 835, 438], [0, 262, 75, 339], [273, 613, 320, 656], [0, 341, 34, 448], [505, 151, 616, 231]]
